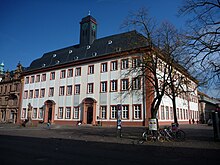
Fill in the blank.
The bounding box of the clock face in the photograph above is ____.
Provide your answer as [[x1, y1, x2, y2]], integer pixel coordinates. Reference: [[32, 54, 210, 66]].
[[92, 23, 96, 30], [82, 23, 88, 30]]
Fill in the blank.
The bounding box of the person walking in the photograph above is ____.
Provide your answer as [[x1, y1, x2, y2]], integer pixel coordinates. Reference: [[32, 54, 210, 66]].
[[47, 120, 51, 129]]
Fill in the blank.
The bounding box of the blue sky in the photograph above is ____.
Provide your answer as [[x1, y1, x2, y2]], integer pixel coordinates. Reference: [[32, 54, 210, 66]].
[[0, 0, 186, 71], [2, 0, 218, 98]]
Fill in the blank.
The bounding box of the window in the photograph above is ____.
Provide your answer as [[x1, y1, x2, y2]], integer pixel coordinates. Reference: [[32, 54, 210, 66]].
[[29, 90, 33, 99], [100, 81, 107, 93], [74, 84, 80, 94], [121, 59, 129, 69], [132, 77, 141, 90], [111, 106, 117, 119], [39, 108, 43, 119], [34, 89, 39, 98], [24, 90, 28, 99], [36, 75, 40, 82], [25, 77, 29, 84], [58, 107, 63, 119], [75, 67, 81, 76], [177, 108, 179, 119], [30, 76, 35, 83], [186, 110, 188, 119], [121, 79, 129, 91], [88, 65, 94, 74], [67, 69, 73, 77], [40, 88, 45, 98], [73, 107, 79, 119], [50, 72, 55, 80], [165, 106, 169, 120], [111, 61, 118, 71], [180, 108, 183, 119], [87, 83, 94, 94], [161, 105, 165, 120], [101, 63, 107, 72], [133, 105, 141, 119], [170, 107, 173, 120], [122, 105, 129, 119], [41, 74, 46, 81], [32, 108, 37, 119], [100, 106, 107, 119], [59, 86, 65, 96], [22, 108, 26, 118], [110, 80, 118, 92], [49, 87, 54, 97], [132, 57, 141, 68], [158, 60, 163, 71], [60, 70, 66, 79], [67, 85, 72, 95], [183, 109, 186, 119], [65, 107, 71, 119]]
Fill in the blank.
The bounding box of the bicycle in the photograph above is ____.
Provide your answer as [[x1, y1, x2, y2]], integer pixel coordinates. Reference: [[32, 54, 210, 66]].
[[161, 125, 185, 142], [138, 128, 165, 144]]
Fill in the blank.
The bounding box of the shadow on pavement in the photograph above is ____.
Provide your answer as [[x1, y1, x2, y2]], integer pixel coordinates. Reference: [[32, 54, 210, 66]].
[[0, 134, 220, 165]]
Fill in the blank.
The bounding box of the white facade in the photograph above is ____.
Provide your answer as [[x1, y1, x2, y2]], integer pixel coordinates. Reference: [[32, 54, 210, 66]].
[[21, 54, 145, 125], [21, 52, 199, 126]]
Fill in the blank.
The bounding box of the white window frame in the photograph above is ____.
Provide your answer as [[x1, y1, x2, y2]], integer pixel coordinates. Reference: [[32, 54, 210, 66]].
[[100, 81, 107, 93], [121, 59, 129, 69], [111, 106, 117, 119], [122, 105, 129, 119], [58, 107, 63, 119], [101, 63, 107, 72], [65, 107, 71, 119], [111, 80, 118, 92], [73, 107, 79, 119], [134, 105, 141, 119], [100, 106, 107, 119]]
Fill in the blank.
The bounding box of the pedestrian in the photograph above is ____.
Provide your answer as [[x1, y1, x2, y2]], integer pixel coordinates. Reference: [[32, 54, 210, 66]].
[[189, 119, 191, 124], [47, 120, 51, 129], [192, 118, 195, 124]]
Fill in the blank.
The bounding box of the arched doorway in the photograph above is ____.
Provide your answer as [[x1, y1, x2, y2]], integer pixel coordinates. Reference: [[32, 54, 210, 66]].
[[44, 100, 56, 123], [82, 98, 97, 125]]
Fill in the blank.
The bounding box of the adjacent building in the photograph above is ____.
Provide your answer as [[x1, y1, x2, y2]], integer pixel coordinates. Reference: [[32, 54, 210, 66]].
[[0, 63, 23, 123], [19, 15, 199, 126], [198, 91, 220, 124]]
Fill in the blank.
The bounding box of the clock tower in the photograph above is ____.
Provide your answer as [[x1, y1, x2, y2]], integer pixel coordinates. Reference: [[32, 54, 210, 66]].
[[79, 14, 97, 47]]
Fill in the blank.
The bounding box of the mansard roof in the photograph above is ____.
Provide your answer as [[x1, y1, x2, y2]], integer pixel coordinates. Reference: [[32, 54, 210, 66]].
[[28, 30, 147, 71]]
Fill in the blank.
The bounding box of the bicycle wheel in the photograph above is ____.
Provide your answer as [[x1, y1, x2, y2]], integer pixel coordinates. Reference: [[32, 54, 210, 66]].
[[142, 131, 148, 140], [158, 135, 165, 142], [175, 130, 185, 141]]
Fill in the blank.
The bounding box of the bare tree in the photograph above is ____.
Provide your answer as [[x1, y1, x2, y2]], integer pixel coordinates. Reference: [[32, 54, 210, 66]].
[[122, 8, 187, 125], [122, 8, 198, 126], [179, 0, 220, 93]]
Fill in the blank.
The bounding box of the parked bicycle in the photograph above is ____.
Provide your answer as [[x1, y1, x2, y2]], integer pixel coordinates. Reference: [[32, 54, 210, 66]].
[[137, 124, 185, 144], [138, 128, 165, 144], [160, 125, 186, 142]]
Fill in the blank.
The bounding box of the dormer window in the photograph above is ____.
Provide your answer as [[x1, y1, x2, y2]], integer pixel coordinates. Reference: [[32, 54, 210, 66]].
[[74, 56, 78, 60], [108, 40, 112, 44], [69, 50, 72, 54], [53, 54, 56, 57], [42, 63, 46, 67], [87, 45, 91, 50], [92, 52, 97, 57], [55, 60, 60, 64], [115, 47, 121, 52]]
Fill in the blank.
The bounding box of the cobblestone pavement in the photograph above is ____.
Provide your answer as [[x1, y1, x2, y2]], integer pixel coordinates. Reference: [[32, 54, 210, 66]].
[[0, 123, 220, 149]]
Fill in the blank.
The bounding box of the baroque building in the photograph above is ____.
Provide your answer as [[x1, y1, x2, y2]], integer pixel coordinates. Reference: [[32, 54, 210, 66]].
[[0, 63, 23, 123], [19, 15, 199, 126]]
